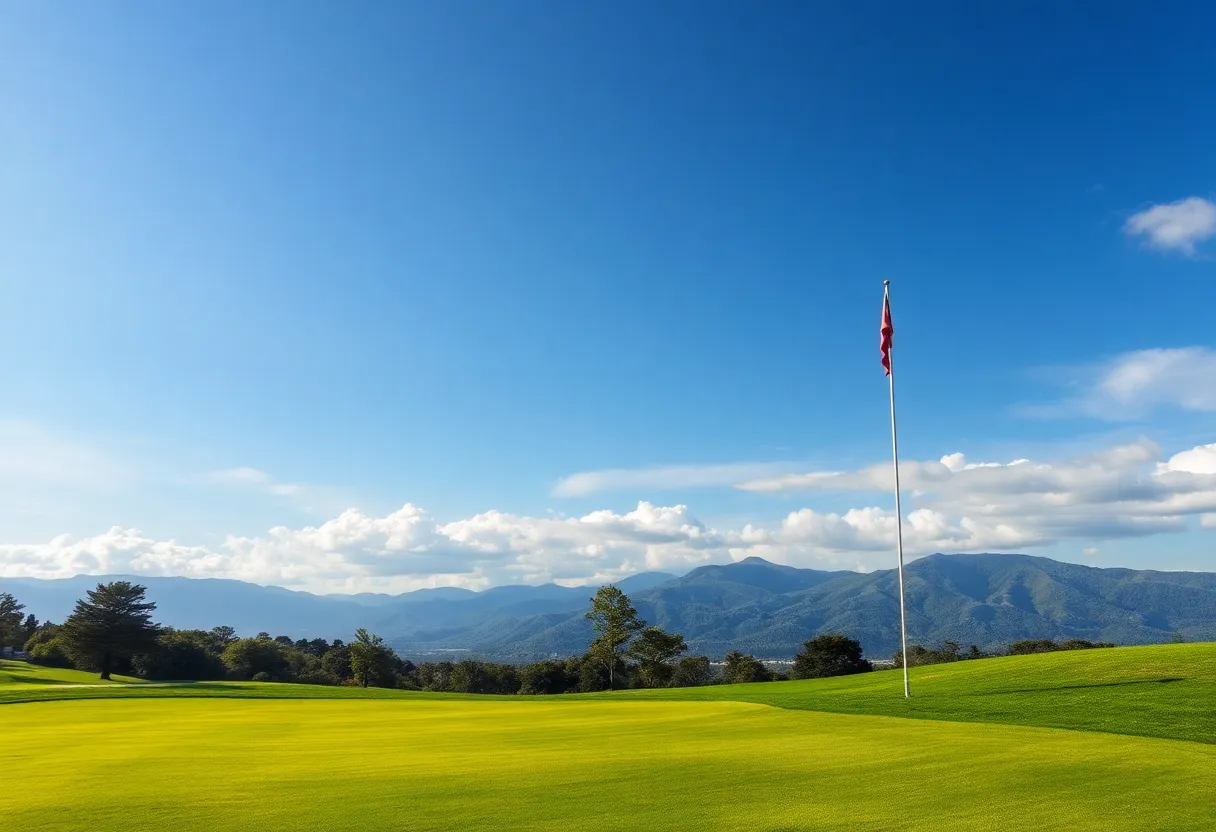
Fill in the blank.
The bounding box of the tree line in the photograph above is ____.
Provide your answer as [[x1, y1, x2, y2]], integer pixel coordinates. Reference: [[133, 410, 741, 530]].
[[13, 583, 1123, 688], [2, 583, 878, 691], [891, 637, 1117, 669]]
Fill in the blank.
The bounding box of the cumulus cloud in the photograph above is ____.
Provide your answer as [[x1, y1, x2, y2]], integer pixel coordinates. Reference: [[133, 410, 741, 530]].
[[1025, 347, 1216, 419], [5, 439, 1215, 592], [739, 438, 1216, 549], [1124, 196, 1216, 255], [552, 462, 793, 497], [1158, 443, 1216, 475], [0, 502, 738, 593]]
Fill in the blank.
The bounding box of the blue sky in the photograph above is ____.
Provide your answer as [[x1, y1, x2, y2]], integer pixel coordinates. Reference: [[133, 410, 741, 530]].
[[1, 2, 1214, 592]]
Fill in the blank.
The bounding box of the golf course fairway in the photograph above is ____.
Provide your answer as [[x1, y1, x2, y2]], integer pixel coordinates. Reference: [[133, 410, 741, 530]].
[[3, 645, 1215, 831]]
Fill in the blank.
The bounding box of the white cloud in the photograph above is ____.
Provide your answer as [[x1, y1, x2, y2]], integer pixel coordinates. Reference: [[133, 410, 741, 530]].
[[204, 467, 272, 487], [5, 440, 1216, 592], [1159, 443, 1216, 475], [1124, 196, 1216, 255], [1082, 547, 1099, 557], [200, 466, 345, 515], [552, 462, 793, 497], [739, 438, 1216, 550], [1025, 347, 1216, 420], [0, 502, 738, 593]]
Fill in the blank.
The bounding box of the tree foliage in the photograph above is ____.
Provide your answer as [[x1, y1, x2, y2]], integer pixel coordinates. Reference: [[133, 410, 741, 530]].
[[790, 634, 872, 679], [628, 626, 687, 688], [584, 586, 645, 689], [222, 637, 290, 680], [349, 628, 396, 688], [722, 651, 772, 684], [133, 629, 226, 680], [518, 659, 578, 695], [0, 592, 28, 648], [24, 623, 72, 667], [59, 582, 161, 679], [671, 655, 713, 687], [1009, 638, 1114, 655], [449, 659, 520, 694]]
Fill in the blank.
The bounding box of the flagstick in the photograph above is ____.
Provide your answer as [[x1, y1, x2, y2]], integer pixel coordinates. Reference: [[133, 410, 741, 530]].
[[885, 280, 911, 699]]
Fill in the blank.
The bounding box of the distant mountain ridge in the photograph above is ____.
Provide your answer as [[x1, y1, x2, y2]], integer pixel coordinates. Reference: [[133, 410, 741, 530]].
[[6, 555, 1216, 659]]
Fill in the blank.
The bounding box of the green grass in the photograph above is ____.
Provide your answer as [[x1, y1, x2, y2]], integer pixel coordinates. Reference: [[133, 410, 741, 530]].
[[5, 697, 1216, 831], [590, 642, 1216, 745], [3, 645, 1215, 831], [0, 659, 141, 687]]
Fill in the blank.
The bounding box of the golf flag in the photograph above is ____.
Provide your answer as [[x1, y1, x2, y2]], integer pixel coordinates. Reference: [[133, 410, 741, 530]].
[[880, 294, 893, 376], [881, 281, 910, 698]]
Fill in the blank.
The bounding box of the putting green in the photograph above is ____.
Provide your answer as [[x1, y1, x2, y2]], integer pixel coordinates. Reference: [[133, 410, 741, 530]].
[[3, 697, 1215, 831]]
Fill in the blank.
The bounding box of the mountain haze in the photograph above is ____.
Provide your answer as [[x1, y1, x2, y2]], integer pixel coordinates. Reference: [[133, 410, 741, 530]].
[[6, 555, 1216, 659]]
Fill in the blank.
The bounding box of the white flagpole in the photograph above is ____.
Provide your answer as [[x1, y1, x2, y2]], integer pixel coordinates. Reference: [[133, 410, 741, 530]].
[[885, 280, 911, 699]]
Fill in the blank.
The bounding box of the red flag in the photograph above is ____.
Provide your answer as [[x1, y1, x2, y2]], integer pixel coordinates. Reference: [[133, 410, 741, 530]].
[[880, 293, 893, 375]]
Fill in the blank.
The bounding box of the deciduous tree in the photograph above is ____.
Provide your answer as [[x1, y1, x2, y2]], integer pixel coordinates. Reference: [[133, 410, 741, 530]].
[[790, 634, 871, 679], [349, 628, 395, 688], [722, 651, 771, 684], [671, 655, 713, 688], [628, 626, 687, 688], [222, 637, 289, 680]]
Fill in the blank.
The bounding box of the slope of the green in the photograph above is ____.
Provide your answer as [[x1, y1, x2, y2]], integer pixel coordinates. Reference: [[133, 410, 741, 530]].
[[0, 659, 469, 704], [0, 660, 141, 687], [7, 644, 1212, 746], [4, 697, 1215, 832], [590, 643, 1216, 744]]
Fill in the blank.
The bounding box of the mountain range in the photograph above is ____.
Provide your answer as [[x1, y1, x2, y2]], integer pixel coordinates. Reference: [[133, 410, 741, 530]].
[[6, 554, 1216, 659]]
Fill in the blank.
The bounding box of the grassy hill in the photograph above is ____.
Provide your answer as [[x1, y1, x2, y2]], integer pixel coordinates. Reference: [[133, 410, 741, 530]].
[[593, 642, 1216, 744], [4, 645, 1215, 831]]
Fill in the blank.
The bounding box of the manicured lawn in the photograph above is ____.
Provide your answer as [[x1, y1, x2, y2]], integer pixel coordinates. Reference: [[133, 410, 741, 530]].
[[6, 644, 1214, 745], [0, 659, 140, 687], [4, 697, 1215, 832], [4, 645, 1214, 830], [589, 642, 1216, 744]]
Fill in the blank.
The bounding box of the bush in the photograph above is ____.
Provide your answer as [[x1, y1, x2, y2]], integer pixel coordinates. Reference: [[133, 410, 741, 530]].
[[519, 659, 577, 695], [295, 671, 341, 687], [27, 638, 74, 668], [893, 641, 984, 668], [721, 651, 772, 684], [222, 638, 289, 680], [1060, 639, 1115, 651], [790, 634, 871, 679], [132, 630, 226, 681], [1008, 638, 1116, 656], [1008, 639, 1059, 655], [671, 656, 713, 688], [251, 671, 272, 682]]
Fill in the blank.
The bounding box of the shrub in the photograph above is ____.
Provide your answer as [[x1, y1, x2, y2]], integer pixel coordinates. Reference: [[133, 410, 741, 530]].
[[790, 634, 871, 679], [294, 671, 341, 687]]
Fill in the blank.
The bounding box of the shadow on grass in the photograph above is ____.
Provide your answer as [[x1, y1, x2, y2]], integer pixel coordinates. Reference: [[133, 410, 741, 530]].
[[3, 673, 97, 686], [982, 677, 1186, 696]]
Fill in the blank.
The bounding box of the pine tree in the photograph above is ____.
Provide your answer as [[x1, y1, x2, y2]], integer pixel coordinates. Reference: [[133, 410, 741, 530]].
[[584, 586, 645, 689], [60, 582, 160, 679]]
